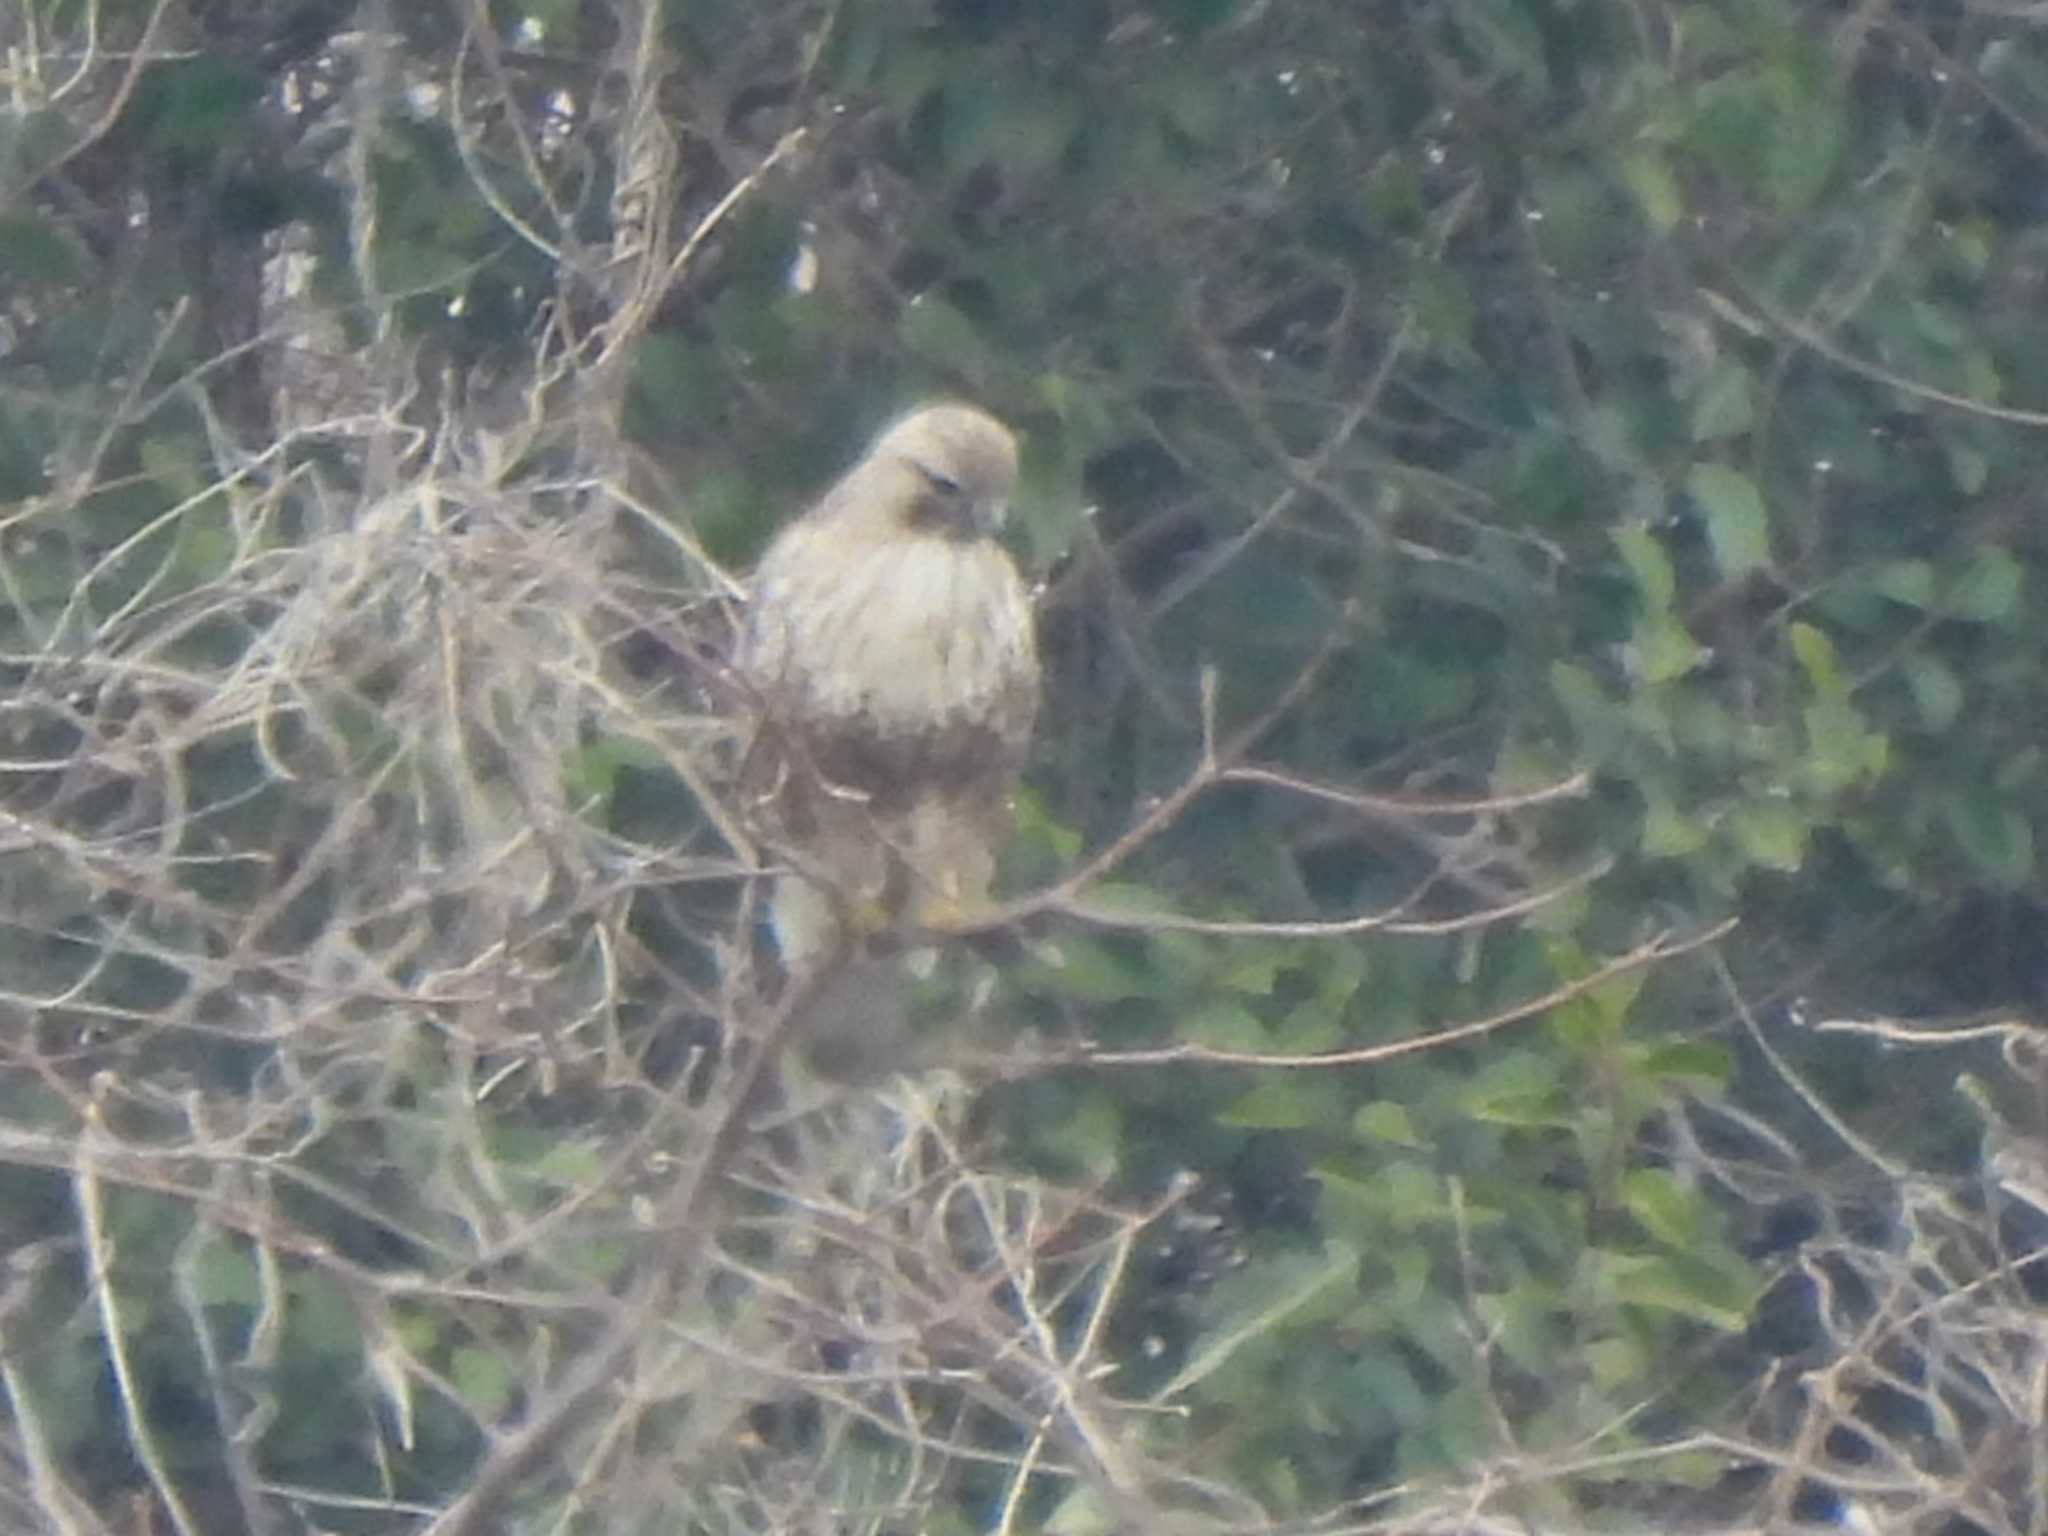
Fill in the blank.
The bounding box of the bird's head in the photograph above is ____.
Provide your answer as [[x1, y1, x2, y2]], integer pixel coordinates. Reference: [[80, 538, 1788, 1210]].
[[866, 402, 1019, 541]]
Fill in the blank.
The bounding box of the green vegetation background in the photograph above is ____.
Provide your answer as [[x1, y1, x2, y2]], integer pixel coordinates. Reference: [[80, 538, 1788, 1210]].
[[2, 0, 2045, 1531]]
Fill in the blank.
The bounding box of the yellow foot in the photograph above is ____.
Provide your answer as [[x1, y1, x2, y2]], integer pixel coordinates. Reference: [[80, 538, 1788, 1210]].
[[907, 889, 996, 934], [846, 895, 894, 938]]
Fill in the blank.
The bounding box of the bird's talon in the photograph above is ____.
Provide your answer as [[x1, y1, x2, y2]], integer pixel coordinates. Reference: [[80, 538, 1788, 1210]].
[[910, 891, 993, 934], [848, 896, 894, 937]]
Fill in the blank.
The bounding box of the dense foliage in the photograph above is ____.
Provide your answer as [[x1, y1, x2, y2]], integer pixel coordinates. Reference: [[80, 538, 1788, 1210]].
[[2, 0, 2045, 1532]]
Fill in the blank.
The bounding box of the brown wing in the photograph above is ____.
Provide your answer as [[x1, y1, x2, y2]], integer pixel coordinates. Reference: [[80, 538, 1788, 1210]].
[[739, 572, 1038, 940]]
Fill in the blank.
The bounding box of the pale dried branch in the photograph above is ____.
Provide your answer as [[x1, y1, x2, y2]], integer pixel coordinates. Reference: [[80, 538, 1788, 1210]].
[[1070, 919, 1734, 1071]]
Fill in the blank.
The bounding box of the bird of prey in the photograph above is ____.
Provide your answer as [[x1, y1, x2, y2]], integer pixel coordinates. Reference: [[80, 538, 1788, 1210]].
[[737, 402, 1040, 971]]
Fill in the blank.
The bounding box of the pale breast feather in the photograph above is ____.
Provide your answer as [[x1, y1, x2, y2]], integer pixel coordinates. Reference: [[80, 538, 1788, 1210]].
[[740, 525, 1038, 803]]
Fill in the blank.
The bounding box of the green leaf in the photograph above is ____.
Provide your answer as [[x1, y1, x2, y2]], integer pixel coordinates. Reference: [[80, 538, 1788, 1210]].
[[1321, 1158, 1451, 1230], [944, 78, 1080, 178], [1788, 621, 1843, 694], [562, 736, 665, 808], [1585, 1333, 1649, 1391], [1595, 1250, 1752, 1330], [897, 295, 999, 379], [1012, 787, 1084, 861], [172, 506, 235, 586], [1634, 616, 1707, 683], [1619, 149, 1683, 232], [1765, 97, 1842, 212], [1363, 156, 1427, 234], [1353, 1100, 1423, 1145], [532, 1140, 606, 1188], [453, 1346, 516, 1420], [1687, 463, 1770, 576], [1730, 799, 1808, 871], [139, 433, 207, 501], [562, 1237, 630, 1284], [869, 37, 947, 111], [1688, 361, 1756, 442], [1866, 559, 1937, 608], [1149, 68, 1231, 145], [1947, 219, 1995, 276], [1586, 957, 1648, 1027], [1044, 1089, 1125, 1180], [187, 1237, 260, 1307], [1449, 0, 1551, 87], [1275, 998, 1347, 1054], [1622, 1168, 1706, 1247], [1960, 349, 2002, 406], [1184, 1001, 1267, 1051], [1313, 941, 1368, 1009], [1461, 1049, 1567, 1126], [1386, 1244, 1434, 1313], [1032, 936, 1154, 1001], [1613, 525, 1677, 609], [1945, 793, 2035, 886], [1410, 265, 1477, 356], [1901, 654, 1964, 732], [285, 1273, 363, 1363], [1630, 1038, 1735, 1090], [134, 54, 266, 161], [1218, 948, 1287, 995], [1804, 697, 1887, 790], [1946, 441, 1989, 495], [1947, 548, 2023, 623], [1550, 662, 1637, 762], [1641, 796, 1708, 857], [1219, 1076, 1342, 1129], [1160, 1243, 1359, 1397]]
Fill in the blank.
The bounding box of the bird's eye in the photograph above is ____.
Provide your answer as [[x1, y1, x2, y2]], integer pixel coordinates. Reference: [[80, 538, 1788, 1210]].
[[918, 463, 962, 496]]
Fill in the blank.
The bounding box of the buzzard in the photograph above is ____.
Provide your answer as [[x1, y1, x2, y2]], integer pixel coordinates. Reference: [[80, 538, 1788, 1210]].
[[737, 402, 1040, 969]]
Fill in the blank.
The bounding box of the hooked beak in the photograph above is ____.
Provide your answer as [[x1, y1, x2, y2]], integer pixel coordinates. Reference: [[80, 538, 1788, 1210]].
[[972, 497, 1009, 537]]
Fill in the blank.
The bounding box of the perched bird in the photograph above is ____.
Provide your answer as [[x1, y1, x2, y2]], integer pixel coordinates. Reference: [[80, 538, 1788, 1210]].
[[737, 402, 1040, 971]]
